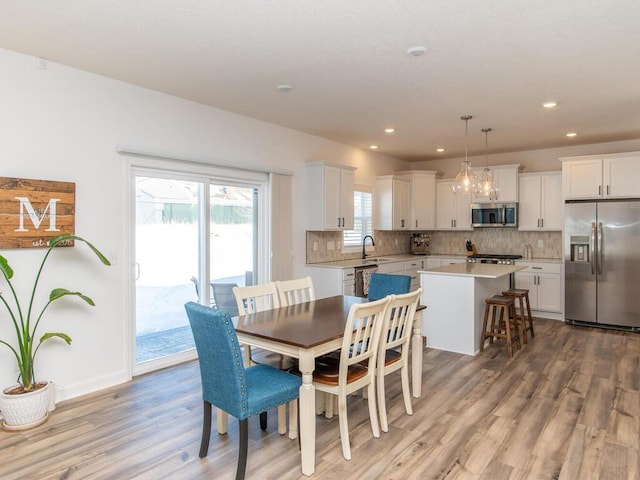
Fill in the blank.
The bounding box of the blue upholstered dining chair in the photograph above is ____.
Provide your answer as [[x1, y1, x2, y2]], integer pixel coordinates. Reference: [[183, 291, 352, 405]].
[[184, 302, 301, 480], [367, 273, 412, 300]]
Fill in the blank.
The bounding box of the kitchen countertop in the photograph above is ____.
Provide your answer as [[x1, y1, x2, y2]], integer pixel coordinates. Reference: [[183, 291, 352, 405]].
[[306, 254, 423, 269], [306, 254, 561, 269], [419, 263, 526, 279]]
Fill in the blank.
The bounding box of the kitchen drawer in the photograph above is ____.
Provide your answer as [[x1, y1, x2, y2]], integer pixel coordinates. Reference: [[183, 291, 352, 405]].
[[516, 261, 561, 274], [376, 260, 406, 274], [342, 268, 356, 281]]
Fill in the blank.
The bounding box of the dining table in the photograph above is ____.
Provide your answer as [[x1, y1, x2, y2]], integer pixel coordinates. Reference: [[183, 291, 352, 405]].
[[233, 294, 425, 477]]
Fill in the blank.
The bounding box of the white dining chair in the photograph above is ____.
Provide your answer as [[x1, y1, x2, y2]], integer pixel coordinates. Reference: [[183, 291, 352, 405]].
[[312, 296, 391, 460], [233, 283, 281, 314], [376, 288, 422, 432], [232, 282, 294, 437], [275, 276, 315, 306]]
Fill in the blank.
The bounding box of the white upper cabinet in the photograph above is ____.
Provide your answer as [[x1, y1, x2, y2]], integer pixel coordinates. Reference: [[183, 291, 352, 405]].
[[471, 164, 520, 203], [518, 172, 563, 231], [374, 175, 411, 230], [435, 179, 472, 230], [395, 170, 437, 230], [305, 162, 355, 231], [604, 156, 640, 198], [561, 153, 640, 200]]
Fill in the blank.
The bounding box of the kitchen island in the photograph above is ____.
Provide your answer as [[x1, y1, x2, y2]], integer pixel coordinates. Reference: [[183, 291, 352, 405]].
[[419, 262, 526, 356]]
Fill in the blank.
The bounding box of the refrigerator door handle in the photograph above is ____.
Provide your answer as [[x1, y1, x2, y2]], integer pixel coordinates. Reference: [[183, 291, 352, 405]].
[[597, 222, 603, 275], [590, 222, 596, 275]]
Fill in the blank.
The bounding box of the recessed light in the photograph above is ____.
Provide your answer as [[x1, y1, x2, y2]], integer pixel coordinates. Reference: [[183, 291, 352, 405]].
[[566, 132, 578, 137], [276, 84, 293, 93], [369, 145, 379, 150], [542, 101, 558, 108], [384, 128, 395, 134], [407, 46, 427, 57], [436, 148, 445, 153]]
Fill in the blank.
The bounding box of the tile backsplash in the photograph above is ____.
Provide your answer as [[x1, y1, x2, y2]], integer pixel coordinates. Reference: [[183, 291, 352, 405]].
[[306, 229, 562, 264]]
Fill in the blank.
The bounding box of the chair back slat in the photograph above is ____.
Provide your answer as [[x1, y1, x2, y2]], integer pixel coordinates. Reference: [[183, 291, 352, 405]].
[[378, 289, 422, 366], [184, 302, 248, 419], [233, 283, 280, 315], [339, 297, 390, 376], [275, 277, 315, 306]]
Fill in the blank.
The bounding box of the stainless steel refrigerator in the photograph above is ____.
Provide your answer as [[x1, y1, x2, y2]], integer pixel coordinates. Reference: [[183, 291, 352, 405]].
[[565, 200, 640, 329]]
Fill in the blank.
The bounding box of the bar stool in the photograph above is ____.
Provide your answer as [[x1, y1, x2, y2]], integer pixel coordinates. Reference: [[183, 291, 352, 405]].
[[480, 295, 521, 357], [502, 288, 534, 344]]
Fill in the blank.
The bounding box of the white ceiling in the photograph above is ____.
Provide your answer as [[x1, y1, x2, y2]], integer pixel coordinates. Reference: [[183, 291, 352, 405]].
[[1, 1, 639, 161]]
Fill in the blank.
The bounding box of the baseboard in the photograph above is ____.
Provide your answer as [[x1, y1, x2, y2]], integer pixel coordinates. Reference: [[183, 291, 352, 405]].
[[54, 370, 131, 405]]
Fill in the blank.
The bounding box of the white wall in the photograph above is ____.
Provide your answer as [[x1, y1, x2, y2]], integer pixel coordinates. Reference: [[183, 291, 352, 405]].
[[0, 48, 408, 401], [413, 139, 640, 178]]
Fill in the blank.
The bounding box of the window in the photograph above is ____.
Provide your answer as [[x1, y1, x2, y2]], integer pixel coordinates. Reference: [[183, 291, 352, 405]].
[[343, 188, 373, 248]]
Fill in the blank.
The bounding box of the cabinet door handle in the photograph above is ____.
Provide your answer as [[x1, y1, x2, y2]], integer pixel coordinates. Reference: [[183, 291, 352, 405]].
[[598, 185, 602, 196], [607, 185, 610, 195], [541, 218, 544, 228], [415, 220, 418, 228], [532, 266, 543, 270]]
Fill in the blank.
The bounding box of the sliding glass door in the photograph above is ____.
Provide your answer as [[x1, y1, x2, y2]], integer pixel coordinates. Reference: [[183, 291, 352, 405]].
[[133, 169, 265, 372]]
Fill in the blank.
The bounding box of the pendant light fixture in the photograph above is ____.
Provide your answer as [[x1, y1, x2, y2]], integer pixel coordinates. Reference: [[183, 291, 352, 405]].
[[452, 115, 477, 194], [475, 127, 499, 200]]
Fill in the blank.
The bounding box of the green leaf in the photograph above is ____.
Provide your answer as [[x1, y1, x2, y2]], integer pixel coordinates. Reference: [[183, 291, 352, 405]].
[[40, 332, 72, 345], [0, 255, 14, 280], [49, 288, 96, 306], [50, 234, 111, 266]]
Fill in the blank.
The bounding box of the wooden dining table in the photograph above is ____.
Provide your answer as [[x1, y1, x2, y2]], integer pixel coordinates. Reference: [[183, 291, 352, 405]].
[[233, 295, 425, 477]]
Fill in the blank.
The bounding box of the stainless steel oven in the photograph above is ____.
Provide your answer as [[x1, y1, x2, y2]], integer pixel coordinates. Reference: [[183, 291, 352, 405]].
[[471, 203, 518, 227]]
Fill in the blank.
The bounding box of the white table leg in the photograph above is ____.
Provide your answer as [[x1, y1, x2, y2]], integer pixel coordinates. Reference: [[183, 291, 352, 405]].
[[298, 350, 316, 476], [217, 408, 228, 434], [288, 400, 298, 440], [411, 310, 424, 398]]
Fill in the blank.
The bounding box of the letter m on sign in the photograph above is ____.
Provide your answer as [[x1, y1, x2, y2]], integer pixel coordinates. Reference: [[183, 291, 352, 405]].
[[0, 177, 75, 249]]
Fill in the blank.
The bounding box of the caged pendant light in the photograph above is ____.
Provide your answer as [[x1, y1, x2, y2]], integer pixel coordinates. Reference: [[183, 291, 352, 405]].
[[475, 127, 499, 200], [452, 115, 477, 194]]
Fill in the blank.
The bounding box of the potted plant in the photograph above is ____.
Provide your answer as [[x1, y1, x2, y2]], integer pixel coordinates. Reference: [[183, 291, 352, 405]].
[[0, 233, 110, 430]]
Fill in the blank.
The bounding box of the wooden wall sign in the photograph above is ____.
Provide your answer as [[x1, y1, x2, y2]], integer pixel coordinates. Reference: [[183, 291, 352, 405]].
[[0, 177, 76, 249]]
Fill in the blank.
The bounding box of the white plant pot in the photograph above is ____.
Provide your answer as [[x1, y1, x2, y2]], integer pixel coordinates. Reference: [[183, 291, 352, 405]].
[[1, 381, 51, 431]]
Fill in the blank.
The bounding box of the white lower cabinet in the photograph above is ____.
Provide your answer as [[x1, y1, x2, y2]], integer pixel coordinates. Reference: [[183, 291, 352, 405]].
[[514, 261, 562, 314], [404, 258, 425, 291], [306, 266, 355, 299], [343, 268, 355, 296]]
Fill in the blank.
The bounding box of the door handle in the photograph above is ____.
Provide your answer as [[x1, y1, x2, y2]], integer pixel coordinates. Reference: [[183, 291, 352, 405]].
[[590, 222, 596, 275], [134, 262, 141, 281], [597, 222, 603, 275]]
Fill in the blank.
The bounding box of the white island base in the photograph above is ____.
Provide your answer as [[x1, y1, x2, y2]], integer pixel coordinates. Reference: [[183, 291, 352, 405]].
[[419, 263, 525, 356]]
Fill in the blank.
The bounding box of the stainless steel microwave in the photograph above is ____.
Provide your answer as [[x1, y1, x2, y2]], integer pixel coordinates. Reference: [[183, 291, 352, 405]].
[[470, 203, 518, 227]]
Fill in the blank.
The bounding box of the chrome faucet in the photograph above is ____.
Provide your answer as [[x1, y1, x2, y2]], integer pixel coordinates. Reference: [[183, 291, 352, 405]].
[[362, 235, 375, 259]]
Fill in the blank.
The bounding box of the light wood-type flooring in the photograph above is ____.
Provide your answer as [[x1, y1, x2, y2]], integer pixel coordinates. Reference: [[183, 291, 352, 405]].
[[1, 318, 639, 479]]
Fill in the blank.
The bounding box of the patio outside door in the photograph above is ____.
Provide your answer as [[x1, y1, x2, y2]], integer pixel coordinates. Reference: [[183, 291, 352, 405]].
[[134, 174, 259, 369]]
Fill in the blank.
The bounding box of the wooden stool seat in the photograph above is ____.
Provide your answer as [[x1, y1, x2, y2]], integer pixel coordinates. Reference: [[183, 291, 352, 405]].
[[480, 295, 521, 357], [502, 288, 535, 344]]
